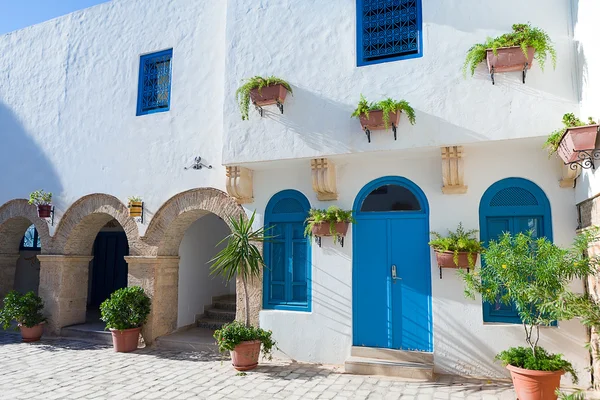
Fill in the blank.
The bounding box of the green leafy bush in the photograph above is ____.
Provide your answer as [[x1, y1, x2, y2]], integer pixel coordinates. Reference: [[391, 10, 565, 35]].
[[351, 95, 416, 129], [496, 347, 577, 383], [28, 190, 52, 206], [214, 321, 277, 360], [304, 206, 355, 241], [463, 23, 556, 77], [127, 196, 142, 203], [236, 76, 292, 121], [100, 286, 151, 331], [544, 113, 597, 155], [429, 223, 483, 267], [0, 291, 46, 329]]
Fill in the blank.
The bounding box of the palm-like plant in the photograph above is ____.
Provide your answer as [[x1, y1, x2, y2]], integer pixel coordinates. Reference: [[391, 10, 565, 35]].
[[209, 211, 271, 327]]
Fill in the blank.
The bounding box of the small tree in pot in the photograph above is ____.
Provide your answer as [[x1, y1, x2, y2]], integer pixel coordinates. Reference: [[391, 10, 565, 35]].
[[100, 286, 151, 353], [0, 291, 46, 342], [210, 211, 277, 371], [28, 190, 53, 218]]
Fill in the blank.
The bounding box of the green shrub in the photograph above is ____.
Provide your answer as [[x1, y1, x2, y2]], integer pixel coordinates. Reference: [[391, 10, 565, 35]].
[[351, 95, 416, 129], [213, 321, 277, 360], [28, 190, 52, 206], [235, 76, 292, 121], [429, 223, 483, 267], [304, 206, 355, 241], [100, 286, 151, 331], [496, 346, 577, 383], [463, 23, 556, 77], [544, 113, 597, 155], [0, 291, 46, 329]]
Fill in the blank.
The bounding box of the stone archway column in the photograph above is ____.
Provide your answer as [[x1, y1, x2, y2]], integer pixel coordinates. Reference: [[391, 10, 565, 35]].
[[125, 256, 179, 344], [0, 253, 20, 302], [37, 255, 93, 334]]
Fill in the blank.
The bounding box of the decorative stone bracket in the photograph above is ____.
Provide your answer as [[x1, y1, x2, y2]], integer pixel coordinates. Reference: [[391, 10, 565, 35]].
[[226, 166, 254, 204], [559, 162, 580, 188], [441, 146, 467, 194], [311, 158, 338, 201]]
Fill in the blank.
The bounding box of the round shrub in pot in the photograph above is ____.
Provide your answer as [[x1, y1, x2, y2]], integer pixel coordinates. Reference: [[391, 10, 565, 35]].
[[0, 291, 46, 342]]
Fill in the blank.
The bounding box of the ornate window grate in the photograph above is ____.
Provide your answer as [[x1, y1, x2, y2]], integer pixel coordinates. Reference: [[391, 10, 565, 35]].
[[490, 187, 539, 207], [357, 0, 422, 66], [137, 49, 173, 115]]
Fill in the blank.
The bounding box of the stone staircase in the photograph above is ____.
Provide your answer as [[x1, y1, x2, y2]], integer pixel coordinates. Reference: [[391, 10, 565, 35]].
[[345, 346, 434, 381], [196, 294, 236, 330]]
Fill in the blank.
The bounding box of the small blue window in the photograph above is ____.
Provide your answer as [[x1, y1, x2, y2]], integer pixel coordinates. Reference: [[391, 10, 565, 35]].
[[264, 190, 312, 312], [20, 225, 41, 250], [137, 49, 173, 116], [357, 0, 423, 66]]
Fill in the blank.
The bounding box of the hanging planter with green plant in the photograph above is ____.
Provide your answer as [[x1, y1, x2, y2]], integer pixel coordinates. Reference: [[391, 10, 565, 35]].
[[127, 196, 143, 219], [463, 23, 556, 84], [351, 95, 416, 143], [429, 223, 483, 278], [236, 76, 293, 120], [28, 190, 53, 219], [304, 206, 355, 247], [544, 113, 599, 165]]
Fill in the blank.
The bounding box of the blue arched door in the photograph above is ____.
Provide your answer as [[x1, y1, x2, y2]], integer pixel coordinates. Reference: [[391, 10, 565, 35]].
[[353, 177, 432, 352]]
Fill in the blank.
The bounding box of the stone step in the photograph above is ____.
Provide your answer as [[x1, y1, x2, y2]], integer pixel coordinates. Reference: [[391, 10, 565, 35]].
[[205, 307, 236, 322], [213, 299, 236, 311], [196, 318, 227, 330], [344, 356, 434, 381], [351, 346, 434, 364], [60, 326, 113, 346]]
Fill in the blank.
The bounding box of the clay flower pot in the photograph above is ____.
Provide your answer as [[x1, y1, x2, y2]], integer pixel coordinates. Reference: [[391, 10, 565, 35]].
[[311, 222, 350, 237], [37, 205, 52, 219], [359, 110, 400, 132], [18, 322, 44, 343], [249, 84, 288, 107], [128, 201, 143, 218], [506, 364, 564, 400], [109, 327, 141, 353], [486, 46, 535, 73], [434, 251, 478, 269], [557, 124, 600, 164], [230, 340, 261, 371]]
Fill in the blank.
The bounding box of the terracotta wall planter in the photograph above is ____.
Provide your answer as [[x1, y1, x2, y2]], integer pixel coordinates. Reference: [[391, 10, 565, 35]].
[[434, 251, 478, 269], [128, 201, 143, 218], [18, 322, 44, 342], [506, 364, 563, 400], [359, 110, 400, 131], [110, 327, 141, 352], [486, 46, 535, 73], [249, 84, 288, 107], [37, 205, 52, 218], [230, 340, 261, 371], [311, 222, 350, 237], [557, 124, 600, 164]]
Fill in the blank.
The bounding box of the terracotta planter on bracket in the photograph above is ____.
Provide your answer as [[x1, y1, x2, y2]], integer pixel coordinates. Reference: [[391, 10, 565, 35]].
[[128, 201, 143, 218], [249, 84, 288, 107], [110, 327, 141, 353], [18, 322, 45, 342], [434, 251, 478, 269], [37, 205, 52, 219], [486, 46, 535, 73], [557, 124, 600, 164], [359, 110, 400, 132], [230, 340, 261, 371], [506, 364, 564, 400], [311, 222, 350, 238]]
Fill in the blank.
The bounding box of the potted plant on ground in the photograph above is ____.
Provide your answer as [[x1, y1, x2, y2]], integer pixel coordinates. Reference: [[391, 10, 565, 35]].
[[463, 23, 556, 84], [460, 231, 598, 400], [351, 95, 416, 142], [236, 76, 293, 120], [100, 286, 151, 353], [304, 206, 355, 244], [127, 196, 143, 218], [0, 291, 46, 342], [28, 190, 53, 218], [544, 113, 599, 164], [429, 223, 483, 271], [209, 211, 277, 371]]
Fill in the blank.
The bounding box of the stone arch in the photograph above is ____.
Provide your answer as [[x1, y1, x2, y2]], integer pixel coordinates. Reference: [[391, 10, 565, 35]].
[[0, 199, 51, 254]]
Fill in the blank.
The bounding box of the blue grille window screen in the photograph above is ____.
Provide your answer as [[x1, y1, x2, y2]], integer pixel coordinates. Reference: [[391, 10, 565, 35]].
[[20, 225, 41, 250], [357, 0, 422, 66], [137, 49, 173, 116]]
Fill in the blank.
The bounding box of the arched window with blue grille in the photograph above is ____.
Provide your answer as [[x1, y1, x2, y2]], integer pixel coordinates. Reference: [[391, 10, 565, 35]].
[[20, 225, 41, 250], [356, 0, 423, 66], [263, 190, 312, 312]]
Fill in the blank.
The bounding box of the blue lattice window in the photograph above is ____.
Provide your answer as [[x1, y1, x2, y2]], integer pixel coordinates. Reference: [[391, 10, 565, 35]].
[[136, 49, 173, 116], [357, 0, 423, 66], [20, 225, 41, 250]]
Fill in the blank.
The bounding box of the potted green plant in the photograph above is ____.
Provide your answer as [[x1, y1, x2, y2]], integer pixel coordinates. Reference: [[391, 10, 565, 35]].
[[236, 76, 293, 120], [460, 231, 597, 400], [0, 291, 46, 342], [429, 223, 483, 270], [463, 23, 556, 84], [351, 95, 416, 142], [100, 286, 151, 353], [304, 206, 355, 243], [544, 113, 599, 164], [209, 211, 276, 371], [127, 196, 143, 218], [28, 190, 53, 218]]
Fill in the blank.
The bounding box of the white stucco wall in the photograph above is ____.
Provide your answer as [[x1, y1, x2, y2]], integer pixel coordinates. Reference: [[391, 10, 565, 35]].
[[177, 213, 234, 328]]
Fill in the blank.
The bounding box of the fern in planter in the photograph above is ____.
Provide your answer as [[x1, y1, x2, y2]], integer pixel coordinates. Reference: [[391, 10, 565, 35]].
[[463, 23, 556, 77], [429, 223, 483, 267], [235, 76, 292, 120], [304, 206, 355, 241], [544, 113, 597, 155], [351, 95, 416, 129]]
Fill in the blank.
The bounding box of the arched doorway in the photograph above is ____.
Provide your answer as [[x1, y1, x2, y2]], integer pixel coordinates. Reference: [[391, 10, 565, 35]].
[[14, 225, 42, 295], [352, 176, 432, 352]]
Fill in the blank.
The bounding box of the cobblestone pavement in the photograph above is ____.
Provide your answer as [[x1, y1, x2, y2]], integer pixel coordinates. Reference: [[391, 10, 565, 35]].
[[0, 332, 520, 399]]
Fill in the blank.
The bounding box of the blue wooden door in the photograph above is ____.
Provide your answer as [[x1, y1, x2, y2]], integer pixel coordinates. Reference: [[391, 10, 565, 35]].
[[353, 177, 432, 352], [90, 232, 129, 307]]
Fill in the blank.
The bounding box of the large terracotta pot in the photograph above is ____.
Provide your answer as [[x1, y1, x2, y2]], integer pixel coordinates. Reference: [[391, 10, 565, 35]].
[[311, 222, 350, 237], [249, 84, 288, 107], [434, 251, 478, 269], [359, 110, 401, 131], [37, 205, 52, 219], [128, 201, 143, 218], [557, 124, 600, 164], [506, 364, 564, 400], [486, 46, 535, 73], [230, 340, 261, 371], [18, 322, 44, 343], [109, 327, 141, 353]]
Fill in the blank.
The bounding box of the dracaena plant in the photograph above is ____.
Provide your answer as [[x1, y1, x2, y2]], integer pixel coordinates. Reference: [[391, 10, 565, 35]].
[[463, 23, 557, 77], [428, 223, 484, 267], [351, 95, 416, 129], [544, 113, 597, 155], [235, 76, 292, 121], [304, 206, 356, 241], [28, 190, 52, 206]]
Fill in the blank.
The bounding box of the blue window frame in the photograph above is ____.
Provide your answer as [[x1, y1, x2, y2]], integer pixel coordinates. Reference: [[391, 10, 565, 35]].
[[20, 225, 41, 250], [264, 190, 312, 312], [356, 0, 423, 66], [136, 49, 173, 116], [479, 178, 552, 324]]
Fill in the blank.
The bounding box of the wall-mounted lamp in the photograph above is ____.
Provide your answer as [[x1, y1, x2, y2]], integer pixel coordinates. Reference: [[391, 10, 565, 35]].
[[184, 156, 213, 170]]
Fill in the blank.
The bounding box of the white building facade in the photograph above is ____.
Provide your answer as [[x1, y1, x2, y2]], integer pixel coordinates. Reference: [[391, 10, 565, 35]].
[[1, 0, 598, 386]]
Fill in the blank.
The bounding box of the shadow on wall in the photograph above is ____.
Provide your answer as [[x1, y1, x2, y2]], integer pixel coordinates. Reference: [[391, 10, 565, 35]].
[[0, 102, 63, 205]]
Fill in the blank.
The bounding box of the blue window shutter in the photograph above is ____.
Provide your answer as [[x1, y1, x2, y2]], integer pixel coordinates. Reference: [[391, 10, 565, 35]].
[[357, 0, 423, 66], [137, 49, 173, 116]]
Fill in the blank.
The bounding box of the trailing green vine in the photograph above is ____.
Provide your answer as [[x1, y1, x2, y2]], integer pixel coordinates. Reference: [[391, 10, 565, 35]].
[[235, 76, 292, 121], [544, 113, 597, 155], [351, 95, 416, 129]]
